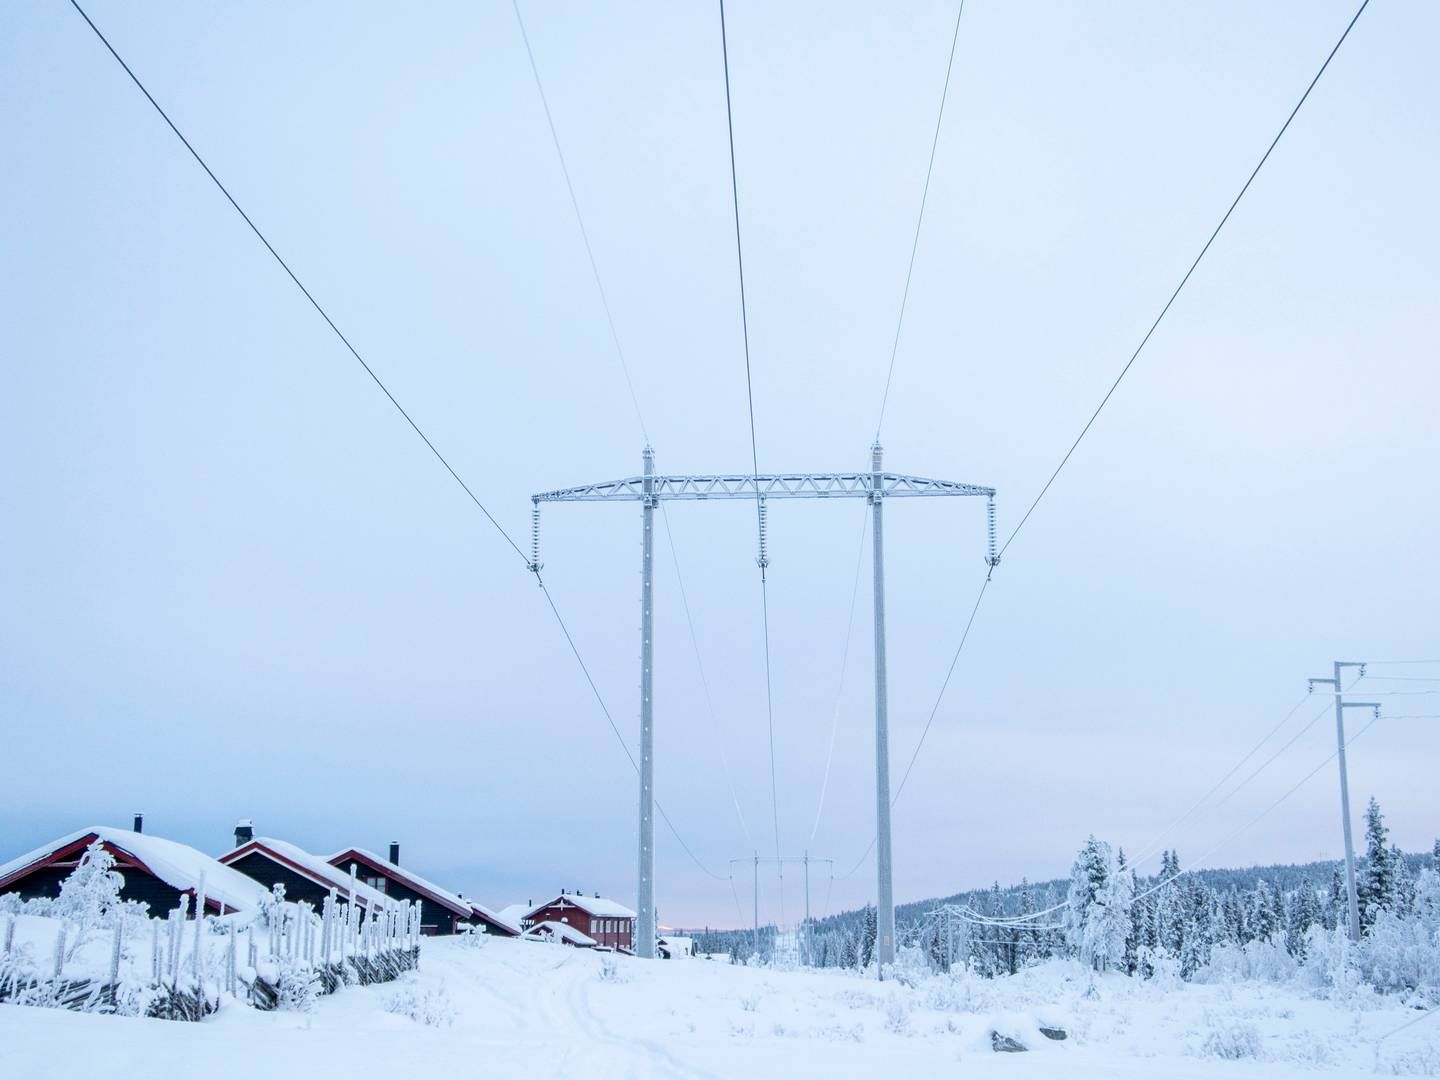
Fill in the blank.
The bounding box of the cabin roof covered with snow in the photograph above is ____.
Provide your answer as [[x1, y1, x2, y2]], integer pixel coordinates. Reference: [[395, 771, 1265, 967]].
[[325, 847, 520, 935], [327, 847, 471, 916], [523, 920, 597, 947], [0, 827, 270, 913], [220, 837, 391, 908], [526, 893, 637, 921]]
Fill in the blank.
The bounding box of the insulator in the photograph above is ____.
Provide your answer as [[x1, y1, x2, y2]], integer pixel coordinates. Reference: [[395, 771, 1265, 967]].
[[755, 497, 770, 571], [985, 495, 1000, 569], [528, 503, 544, 574]]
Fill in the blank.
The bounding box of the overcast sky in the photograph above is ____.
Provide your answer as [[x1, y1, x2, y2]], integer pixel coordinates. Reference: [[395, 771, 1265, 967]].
[[2, 0, 1436, 929]]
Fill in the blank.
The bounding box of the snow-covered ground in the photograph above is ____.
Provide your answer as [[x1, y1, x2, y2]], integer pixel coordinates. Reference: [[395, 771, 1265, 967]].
[[2, 936, 1438, 1078]]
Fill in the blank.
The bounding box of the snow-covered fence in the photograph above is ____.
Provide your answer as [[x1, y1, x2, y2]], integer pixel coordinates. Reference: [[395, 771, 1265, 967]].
[[0, 840, 423, 1021], [242, 886, 420, 1012]]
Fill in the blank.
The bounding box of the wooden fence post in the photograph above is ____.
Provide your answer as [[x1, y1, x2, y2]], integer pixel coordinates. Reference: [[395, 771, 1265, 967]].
[[109, 919, 124, 987], [53, 924, 66, 979]]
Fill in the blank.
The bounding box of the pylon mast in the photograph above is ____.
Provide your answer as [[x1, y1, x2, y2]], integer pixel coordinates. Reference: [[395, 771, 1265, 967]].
[[533, 446, 996, 973]]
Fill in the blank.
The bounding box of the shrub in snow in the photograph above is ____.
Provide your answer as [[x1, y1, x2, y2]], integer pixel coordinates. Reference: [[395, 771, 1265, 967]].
[[276, 957, 320, 1012], [888, 945, 930, 989], [1355, 910, 1440, 997], [1137, 945, 1181, 990], [883, 996, 912, 1036], [1198, 934, 1298, 984], [384, 978, 456, 1028], [597, 954, 627, 983], [1199, 1015, 1262, 1060]]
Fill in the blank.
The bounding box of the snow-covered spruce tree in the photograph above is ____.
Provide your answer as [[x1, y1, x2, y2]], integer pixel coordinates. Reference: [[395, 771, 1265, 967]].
[[1017, 878, 1041, 969], [1063, 836, 1131, 972], [1325, 866, 1347, 932], [1286, 885, 1322, 959], [1248, 880, 1282, 943], [1118, 853, 1141, 975], [1178, 878, 1216, 978], [1392, 844, 1417, 917], [1359, 797, 1397, 931], [54, 839, 125, 949], [859, 905, 876, 970]]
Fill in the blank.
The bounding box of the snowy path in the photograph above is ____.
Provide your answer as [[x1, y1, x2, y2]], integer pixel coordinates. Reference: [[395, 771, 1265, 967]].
[[1, 938, 1436, 1077]]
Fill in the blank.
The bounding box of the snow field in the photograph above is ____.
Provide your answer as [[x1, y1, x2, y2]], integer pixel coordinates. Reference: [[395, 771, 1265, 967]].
[[3, 935, 1438, 1078]]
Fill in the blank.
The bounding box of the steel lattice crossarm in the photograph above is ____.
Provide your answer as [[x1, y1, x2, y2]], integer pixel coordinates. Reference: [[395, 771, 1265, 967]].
[[533, 471, 994, 503]]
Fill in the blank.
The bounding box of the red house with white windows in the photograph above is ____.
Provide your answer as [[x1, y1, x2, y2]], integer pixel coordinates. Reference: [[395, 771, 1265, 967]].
[[521, 891, 637, 952]]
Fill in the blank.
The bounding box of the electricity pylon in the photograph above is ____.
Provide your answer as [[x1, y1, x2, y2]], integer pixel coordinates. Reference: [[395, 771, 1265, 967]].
[[532, 444, 996, 964]]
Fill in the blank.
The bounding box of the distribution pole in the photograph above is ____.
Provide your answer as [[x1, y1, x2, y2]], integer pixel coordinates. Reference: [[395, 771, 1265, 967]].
[[870, 442, 896, 971], [752, 851, 759, 959], [1308, 662, 1381, 943], [636, 446, 657, 959], [803, 851, 811, 966]]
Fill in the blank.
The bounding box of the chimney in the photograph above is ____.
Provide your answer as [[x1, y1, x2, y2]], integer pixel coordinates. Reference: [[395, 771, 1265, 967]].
[[388, 841, 400, 866], [132, 813, 143, 834], [234, 819, 254, 848]]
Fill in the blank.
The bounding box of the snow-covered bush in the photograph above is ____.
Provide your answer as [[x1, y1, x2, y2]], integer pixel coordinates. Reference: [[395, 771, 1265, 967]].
[[1138, 946, 1181, 990], [1199, 1015, 1262, 1060], [384, 978, 456, 1028], [1198, 934, 1298, 984], [888, 945, 930, 989], [1355, 911, 1440, 997], [884, 996, 912, 1035], [598, 953, 627, 983], [276, 956, 320, 1012]]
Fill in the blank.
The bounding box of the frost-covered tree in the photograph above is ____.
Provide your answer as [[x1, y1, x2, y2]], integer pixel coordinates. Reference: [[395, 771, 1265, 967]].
[[1248, 880, 1282, 942], [1286, 886, 1322, 958], [1325, 866, 1347, 932], [1359, 797, 1398, 930], [54, 839, 125, 945], [859, 905, 877, 970], [1063, 837, 1130, 972]]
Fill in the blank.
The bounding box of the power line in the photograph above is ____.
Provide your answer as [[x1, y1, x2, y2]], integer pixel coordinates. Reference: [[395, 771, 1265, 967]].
[[856, 0, 1374, 872], [510, 0, 650, 444], [67, 0, 730, 886], [808, 508, 869, 846], [836, 570, 991, 879], [873, 0, 967, 440], [718, 0, 783, 869], [659, 502, 755, 849], [1128, 691, 1317, 868], [998, 0, 1371, 559], [66, 0, 528, 567], [536, 580, 727, 881]]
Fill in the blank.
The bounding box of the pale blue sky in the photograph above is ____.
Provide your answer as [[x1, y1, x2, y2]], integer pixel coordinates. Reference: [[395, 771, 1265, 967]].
[[2, 1, 1436, 928]]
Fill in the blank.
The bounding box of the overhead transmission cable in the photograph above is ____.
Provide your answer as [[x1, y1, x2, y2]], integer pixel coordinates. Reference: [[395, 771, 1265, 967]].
[[873, 0, 967, 440], [513, 0, 758, 881], [962, 710, 1385, 928], [718, 0, 784, 879], [808, 508, 870, 847], [837, 0, 1375, 880], [66, 0, 729, 883], [510, 0, 649, 443], [997, 0, 1370, 560], [660, 503, 756, 848], [67, 0, 530, 566]]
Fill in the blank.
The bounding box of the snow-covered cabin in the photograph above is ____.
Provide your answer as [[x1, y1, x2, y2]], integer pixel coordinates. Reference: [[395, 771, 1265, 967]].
[[522, 920, 597, 948], [326, 844, 519, 937], [521, 891, 636, 952], [0, 826, 269, 918], [657, 935, 695, 959], [219, 837, 391, 912]]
